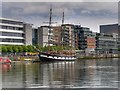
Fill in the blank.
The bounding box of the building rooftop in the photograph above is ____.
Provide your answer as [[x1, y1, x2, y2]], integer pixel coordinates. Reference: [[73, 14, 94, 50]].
[[0, 17, 23, 22], [100, 23, 118, 26]]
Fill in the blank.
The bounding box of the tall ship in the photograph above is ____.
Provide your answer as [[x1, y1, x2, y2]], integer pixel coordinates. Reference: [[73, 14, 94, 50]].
[[37, 8, 77, 61]]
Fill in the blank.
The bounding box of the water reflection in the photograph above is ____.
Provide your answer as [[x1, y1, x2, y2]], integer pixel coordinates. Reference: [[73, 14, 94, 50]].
[[2, 58, 118, 88], [1, 64, 11, 72]]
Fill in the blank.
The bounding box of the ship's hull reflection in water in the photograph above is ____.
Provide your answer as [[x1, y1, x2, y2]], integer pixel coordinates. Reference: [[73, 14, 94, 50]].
[[2, 58, 118, 88]]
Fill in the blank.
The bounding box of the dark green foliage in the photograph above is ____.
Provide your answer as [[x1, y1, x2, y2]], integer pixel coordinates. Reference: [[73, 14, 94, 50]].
[[27, 45, 34, 52], [118, 48, 120, 52], [17, 46, 23, 52], [7, 46, 13, 53], [1, 45, 7, 52], [43, 46, 49, 52], [36, 45, 43, 51], [56, 46, 60, 51], [0, 45, 76, 53], [22, 45, 28, 52], [12, 45, 18, 53]]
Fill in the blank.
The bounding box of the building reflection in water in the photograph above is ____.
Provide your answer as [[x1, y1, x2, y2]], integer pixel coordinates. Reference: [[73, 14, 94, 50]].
[[40, 61, 75, 88], [2, 58, 119, 88]]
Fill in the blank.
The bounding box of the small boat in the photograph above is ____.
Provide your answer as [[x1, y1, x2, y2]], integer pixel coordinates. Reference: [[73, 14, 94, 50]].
[[19, 58, 35, 61], [0, 57, 11, 63]]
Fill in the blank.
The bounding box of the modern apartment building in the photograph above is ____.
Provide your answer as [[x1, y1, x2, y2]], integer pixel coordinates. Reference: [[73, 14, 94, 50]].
[[86, 36, 96, 48], [74, 25, 96, 50], [100, 24, 120, 49], [96, 33, 118, 54], [62, 24, 75, 47], [52, 24, 75, 47], [0, 18, 32, 46], [52, 26, 62, 46], [0, 18, 24, 45]]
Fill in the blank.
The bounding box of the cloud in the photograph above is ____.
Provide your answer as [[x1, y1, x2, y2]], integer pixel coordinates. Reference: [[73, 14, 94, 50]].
[[2, 2, 118, 32], [81, 10, 91, 14], [22, 5, 49, 15], [2, 0, 119, 2], [64, 15, 117, 32], [2, 2, 118, 15]]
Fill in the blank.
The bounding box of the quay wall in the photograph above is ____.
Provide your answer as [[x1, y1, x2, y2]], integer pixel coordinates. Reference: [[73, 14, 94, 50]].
[[7, 54, 120, 60]]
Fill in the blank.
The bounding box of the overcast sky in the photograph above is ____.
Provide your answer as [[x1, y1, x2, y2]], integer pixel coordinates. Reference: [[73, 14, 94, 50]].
[[2, 2, 118, 32]]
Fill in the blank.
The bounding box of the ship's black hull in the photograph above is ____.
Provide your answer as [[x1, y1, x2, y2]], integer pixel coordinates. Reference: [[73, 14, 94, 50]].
[[39, 52, 77, 61]]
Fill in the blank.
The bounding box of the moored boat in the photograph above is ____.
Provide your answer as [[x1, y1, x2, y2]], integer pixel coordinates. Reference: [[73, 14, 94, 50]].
[[36, 8, 77, 61], [39, 51, 77, 61], [0, 57, 11, 63], [19, 58, 35, 61]]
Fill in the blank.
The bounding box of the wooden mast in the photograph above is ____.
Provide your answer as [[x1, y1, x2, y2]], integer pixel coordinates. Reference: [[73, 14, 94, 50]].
[[48, 8, 52, 52], [62, 10, 64, 25], [61, 10, 64, 52]]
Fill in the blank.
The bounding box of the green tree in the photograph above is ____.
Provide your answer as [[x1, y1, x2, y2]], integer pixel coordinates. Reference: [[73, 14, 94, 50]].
[[0, 46, 1, 52], [56, 46, 60, 51], [17, 46, 23, 52], [50, 46, 53, 51], [75, 48, 79, 50], [36, 45, 43, 51], [43, 46, 49, 52], [32, 45, 37, 52], [22, 45, 28, 52], [118, 48, 120, 52], [63, 46, 67, 50], [36, 45, 39, 49], [39, 46, 43, 51], [52, 46, 56, 51], [7, 46, 13, 53], [27, 45, 34, 52], [1, 45, 7, 53], [12, 45, 18, 53]]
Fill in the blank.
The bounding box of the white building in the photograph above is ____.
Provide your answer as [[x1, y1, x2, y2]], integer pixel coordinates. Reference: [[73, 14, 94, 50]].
[[38, 26, 53, 47], [0, 18, 32, 45]]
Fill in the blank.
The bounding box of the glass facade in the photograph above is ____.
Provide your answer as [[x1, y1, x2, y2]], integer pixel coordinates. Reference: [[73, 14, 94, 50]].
[[32, 28, 38, 45]]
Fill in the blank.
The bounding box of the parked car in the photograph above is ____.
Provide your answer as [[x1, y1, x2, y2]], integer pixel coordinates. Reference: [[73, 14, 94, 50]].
[[0, 57, 11, 63]]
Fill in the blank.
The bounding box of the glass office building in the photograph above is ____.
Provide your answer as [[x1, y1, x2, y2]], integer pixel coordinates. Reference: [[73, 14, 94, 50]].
[[32, 27, 38, 46]]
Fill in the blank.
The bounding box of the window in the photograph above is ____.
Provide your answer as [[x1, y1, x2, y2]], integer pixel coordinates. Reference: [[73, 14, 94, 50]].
[[0, 38, 24, 43], [2, 32, 23, 37], [2, 20, 23, 25], [1, 25, 23, 31]]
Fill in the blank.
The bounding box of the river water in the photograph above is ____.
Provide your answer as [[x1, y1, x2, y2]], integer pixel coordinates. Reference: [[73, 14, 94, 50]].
[[2, 58, 119, 88]]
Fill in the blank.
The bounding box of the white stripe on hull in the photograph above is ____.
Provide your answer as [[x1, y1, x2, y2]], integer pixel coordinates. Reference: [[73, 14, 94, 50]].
[[40, 54, 76, 60]]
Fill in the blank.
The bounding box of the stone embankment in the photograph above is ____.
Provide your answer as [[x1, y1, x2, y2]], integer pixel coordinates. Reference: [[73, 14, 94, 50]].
[[77, 54, 119, 59]]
